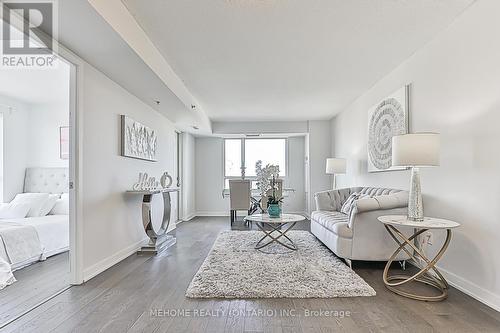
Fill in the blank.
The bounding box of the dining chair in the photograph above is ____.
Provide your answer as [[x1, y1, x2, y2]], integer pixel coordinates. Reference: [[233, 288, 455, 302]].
[[229, 179, 251, 224]]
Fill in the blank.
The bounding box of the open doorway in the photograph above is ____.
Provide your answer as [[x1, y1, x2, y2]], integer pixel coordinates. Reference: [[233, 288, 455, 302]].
[[0, 57, 72, 325]]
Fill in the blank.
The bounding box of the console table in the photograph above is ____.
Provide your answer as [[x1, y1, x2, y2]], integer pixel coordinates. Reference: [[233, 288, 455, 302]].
[[127, 188, 179, 255], [378, 215, 460, 301]]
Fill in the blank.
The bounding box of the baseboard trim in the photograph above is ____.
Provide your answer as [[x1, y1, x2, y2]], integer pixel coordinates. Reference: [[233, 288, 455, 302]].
[[82, 237, 147, 282], [167, 223, 176, 233], [196, 211, 230, 217], [288, 211, 310, 219], [195, 211, 310, 218], [438, 265, 500, 312], [182, 213, 196, 222]]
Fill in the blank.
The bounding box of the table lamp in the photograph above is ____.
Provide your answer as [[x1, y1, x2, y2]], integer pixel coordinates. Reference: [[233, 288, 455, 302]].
[[326, 158, 346, 189], [392, 133, 440, 221]]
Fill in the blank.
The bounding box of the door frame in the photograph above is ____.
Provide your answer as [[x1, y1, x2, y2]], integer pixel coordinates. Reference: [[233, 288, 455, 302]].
[[0, 23, 85, 284], [0, 13, 86, 285]]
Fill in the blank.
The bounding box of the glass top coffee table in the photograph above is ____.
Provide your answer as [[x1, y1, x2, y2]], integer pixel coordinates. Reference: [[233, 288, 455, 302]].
[[244, 214, 306, 251]]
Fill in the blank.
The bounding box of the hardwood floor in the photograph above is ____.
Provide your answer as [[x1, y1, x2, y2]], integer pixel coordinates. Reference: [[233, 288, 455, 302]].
[[3, 216, 500, 332], [0, 252, 70, 327]]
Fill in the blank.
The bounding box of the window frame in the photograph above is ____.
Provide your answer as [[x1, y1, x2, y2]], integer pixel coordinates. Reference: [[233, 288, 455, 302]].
[[223, 137, 288, 189]]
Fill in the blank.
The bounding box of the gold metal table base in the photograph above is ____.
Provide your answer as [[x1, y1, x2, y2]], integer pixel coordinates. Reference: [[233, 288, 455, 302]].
[[383, 225, 452, 301]]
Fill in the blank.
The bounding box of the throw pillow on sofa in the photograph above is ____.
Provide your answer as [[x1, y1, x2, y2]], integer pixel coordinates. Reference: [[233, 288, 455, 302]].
[[340, 192, 370, 216]]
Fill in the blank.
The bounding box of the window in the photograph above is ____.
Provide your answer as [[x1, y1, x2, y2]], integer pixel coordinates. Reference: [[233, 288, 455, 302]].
[[224, 139, 242, 177], [224, 138, 287, 188]]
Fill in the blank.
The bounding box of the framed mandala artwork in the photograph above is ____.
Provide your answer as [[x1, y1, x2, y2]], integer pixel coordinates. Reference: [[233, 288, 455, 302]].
[[367, 86, 409, 172]]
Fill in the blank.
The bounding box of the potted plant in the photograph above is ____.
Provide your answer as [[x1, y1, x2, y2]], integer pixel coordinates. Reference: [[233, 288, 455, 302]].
[[267, 175, 283, 218]]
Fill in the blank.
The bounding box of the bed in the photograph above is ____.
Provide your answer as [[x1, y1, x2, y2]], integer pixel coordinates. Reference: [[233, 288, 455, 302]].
[[0, 215, 69, 270], [0, 168, 69, 272]]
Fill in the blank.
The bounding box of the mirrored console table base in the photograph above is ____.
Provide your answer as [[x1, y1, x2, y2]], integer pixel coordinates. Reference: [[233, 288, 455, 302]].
[[138, 234, 177, 255]]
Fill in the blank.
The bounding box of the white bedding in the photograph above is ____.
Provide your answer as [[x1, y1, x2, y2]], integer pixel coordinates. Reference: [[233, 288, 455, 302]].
[[22, 215, 69, 257], [0, 215, 69, 271], [0, 255, 16, 289], [0, 222, 43, 266]]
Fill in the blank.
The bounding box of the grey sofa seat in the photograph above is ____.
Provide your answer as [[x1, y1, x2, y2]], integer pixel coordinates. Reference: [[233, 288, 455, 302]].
[[312, 187, 411, 262], [310, 211, 352, 238]]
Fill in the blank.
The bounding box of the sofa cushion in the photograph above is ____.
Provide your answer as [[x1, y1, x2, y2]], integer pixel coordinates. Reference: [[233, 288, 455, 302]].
[[311, 211, 353, 238]]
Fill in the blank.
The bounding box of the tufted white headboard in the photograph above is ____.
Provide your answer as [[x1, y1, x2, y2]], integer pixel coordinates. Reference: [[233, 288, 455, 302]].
[[24, 168, 69, 194]]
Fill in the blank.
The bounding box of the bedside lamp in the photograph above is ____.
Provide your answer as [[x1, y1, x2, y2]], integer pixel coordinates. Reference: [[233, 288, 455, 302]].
[[326, 158, 346, 189], [392, 133, 440, 221]]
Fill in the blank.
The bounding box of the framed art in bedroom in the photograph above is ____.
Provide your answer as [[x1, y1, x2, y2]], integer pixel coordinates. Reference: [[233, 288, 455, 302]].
[[367, 85, 410, 173]]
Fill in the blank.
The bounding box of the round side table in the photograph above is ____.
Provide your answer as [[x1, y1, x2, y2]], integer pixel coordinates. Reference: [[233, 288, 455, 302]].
[[378, 215, 460, 301]]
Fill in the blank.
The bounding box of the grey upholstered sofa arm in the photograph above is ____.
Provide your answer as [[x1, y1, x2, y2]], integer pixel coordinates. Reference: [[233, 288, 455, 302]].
[[353, 191, 408, 213]]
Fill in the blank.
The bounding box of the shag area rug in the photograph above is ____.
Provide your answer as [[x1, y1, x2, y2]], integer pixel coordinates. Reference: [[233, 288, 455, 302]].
[[186, 231, 376, 298]]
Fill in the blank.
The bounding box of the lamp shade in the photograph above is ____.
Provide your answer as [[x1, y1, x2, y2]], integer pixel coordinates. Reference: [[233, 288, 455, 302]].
[[392, 133, 440, 167], [326, 158, 346, 174]]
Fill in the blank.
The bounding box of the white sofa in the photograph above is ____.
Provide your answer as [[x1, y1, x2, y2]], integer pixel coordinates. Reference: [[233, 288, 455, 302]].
[[312, 187, 410, 265]]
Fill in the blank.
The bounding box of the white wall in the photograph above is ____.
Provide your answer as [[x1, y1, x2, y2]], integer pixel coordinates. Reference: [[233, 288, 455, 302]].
[[331, 0, 500, 311], [26, 102, 69, 169], [195, 137, 227, 215], [194, 136, 307, 215], [213, 121, 308, 135], [0, 65, 70, 202], [81, 63, 178, 280], [181, 132, 196, 220], [0, 96, 29, 202], [307, 120, 332, 215], [283, 136, 306, 213]]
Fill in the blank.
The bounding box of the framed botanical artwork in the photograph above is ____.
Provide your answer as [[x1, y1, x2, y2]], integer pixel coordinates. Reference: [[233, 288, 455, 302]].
[[121, 115, 158, 162], [367, 85, 409, 172], [59, 126, 70, 160]]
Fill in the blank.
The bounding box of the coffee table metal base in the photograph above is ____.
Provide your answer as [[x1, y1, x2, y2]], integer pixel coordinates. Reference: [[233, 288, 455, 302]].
[[255, 222, 298, 251]]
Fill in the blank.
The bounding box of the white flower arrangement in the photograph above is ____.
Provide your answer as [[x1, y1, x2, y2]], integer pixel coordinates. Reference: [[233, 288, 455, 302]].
[[255, 160, 280, 197]]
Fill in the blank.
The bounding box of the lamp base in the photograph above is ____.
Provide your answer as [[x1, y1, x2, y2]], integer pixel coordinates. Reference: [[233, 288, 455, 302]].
[[408, 167, 424, 222]]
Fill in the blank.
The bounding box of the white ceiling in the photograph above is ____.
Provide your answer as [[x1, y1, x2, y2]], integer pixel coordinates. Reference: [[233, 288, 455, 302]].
[[123, 0, 473, 121], [28, 0, 208, 132], [0, 58, 70, 105]]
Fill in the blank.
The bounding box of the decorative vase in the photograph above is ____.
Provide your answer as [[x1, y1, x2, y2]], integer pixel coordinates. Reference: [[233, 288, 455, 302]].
[[268, 203, 281, 218], [160, 172, 173, 189]]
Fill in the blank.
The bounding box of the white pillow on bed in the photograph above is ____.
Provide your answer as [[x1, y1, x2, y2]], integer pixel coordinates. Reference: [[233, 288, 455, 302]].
[[39, 194, 60, 216], [0, 203, 31, 219], [11, 193, 50, 217], [50, 193, 69, 215]]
